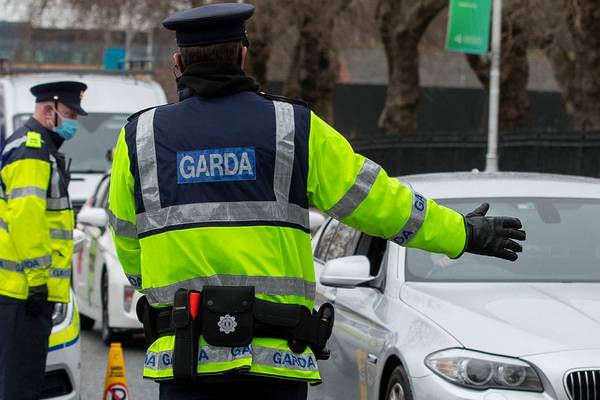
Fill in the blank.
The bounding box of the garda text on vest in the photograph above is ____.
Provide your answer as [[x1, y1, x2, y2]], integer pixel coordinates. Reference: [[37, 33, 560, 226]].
[[177, 147, 256, 184]]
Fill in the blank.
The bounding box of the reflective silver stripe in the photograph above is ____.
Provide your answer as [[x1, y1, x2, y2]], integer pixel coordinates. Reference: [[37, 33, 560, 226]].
[[47, 197, 70, 210], [144, 349, 173, 371], [143, 274, 315, 306], [272, 101, 295, 203], [1, 136, 27, 156], [8, 186, 46, 200], [0, 259, 22, 272], [0, 219, 7, 230], [22, 254, 52, 269], [0, 184, 5, 200], [144, 345, 317, 373], [49, 268, 71, 279], [252, 346, 318, 372], [136, 108, 161, 212], [50, 229, 73, 240], [108, 209, 138, 239], [391, 190, 428, 246], [49, 154, 61, 198], [144, 345, 253, 371], [125, 273, 142, 289], [136, 201, 309, 234], [326, 158, 381, 220]]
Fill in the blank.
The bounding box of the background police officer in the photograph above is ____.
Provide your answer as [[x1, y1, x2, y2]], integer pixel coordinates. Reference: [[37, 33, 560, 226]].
[[108, 3, 525, 400], [0, 81, 86, 399]]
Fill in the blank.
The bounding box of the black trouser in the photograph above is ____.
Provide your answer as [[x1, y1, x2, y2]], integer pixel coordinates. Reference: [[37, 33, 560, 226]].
[[159, 376, 308, 400], [0, 294, 54, 400]]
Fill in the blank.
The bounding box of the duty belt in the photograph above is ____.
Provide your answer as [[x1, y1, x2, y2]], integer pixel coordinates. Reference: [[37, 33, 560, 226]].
[[137, 286, 334, 380]]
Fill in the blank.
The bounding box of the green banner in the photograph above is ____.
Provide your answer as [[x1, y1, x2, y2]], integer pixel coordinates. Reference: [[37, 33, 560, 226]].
[[446, 0, 492, 55]]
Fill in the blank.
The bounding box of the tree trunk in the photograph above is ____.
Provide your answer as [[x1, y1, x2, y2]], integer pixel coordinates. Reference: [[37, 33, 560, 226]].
[[245, 0, 278, 89], [283, 0, 340, 123], [528, 0, 600, 129], [376, 0, 446, 135], [466, 0, 530, 130], [559, 0, 600, 129]]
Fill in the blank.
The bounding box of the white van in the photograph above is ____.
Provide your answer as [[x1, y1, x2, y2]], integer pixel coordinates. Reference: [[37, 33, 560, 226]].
[[0, 70, 167, 212]]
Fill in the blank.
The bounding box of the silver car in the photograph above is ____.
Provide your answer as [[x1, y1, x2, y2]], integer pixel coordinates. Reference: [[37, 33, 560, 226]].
[[309, 172, 600, 400]]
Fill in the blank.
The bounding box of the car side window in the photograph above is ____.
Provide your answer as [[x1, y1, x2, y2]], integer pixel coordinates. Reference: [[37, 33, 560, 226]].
[[324, 222, 361, 262], [93, 175, 110, 209], [99, 179, 111, 210], [355, 234, 388, 277], [315, 219, 339, 261]]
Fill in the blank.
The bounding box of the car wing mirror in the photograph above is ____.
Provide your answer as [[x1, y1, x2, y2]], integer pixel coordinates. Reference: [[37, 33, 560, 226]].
[[77, 207, 108, 228], [320, 255, 375, 288]]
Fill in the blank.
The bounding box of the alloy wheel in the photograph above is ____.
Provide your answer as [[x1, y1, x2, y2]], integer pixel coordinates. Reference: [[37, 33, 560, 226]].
[[388, 382, 405, 400]]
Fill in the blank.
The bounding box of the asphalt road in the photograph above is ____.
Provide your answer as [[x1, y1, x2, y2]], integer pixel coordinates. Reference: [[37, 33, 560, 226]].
[[80, 328, 158, 399]]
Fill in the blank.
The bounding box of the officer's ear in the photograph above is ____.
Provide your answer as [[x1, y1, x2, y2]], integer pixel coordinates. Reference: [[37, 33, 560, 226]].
[[173, 52, 185, 73]]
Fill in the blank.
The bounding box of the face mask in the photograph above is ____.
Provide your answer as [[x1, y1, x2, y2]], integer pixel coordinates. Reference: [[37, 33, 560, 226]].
[[55, 118, 79, 140], [53, 110, 79, 140]]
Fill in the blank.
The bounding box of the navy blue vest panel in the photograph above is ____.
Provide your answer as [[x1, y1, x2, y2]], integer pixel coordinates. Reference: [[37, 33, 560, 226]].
[[125, 91, 310, 230]]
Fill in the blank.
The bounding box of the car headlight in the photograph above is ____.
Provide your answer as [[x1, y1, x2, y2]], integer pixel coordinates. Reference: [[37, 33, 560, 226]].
[[425, 349, 543, 392], [52, 302, 68, 326]]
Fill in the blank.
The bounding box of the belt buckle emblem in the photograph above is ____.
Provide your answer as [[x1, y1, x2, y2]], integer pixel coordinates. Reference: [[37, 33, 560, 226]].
[[218, 314, 237, 334]]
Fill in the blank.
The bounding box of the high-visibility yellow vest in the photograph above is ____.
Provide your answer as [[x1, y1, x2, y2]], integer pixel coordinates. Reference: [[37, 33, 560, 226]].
[[0, 118, 74, 303], [109, 92, 466, 382]]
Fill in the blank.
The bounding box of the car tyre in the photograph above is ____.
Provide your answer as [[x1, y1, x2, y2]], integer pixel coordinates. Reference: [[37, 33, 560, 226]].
[[80, 314, 95, 331], [384, 366, 413, 400], [101, 269, 120, 345]]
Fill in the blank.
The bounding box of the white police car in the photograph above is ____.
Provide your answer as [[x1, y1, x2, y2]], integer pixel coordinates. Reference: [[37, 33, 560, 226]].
[[42, 292, 81, 400], [43, 231, 84, 400], [72, 173, 143, 345], [310, 172, 600, 400]]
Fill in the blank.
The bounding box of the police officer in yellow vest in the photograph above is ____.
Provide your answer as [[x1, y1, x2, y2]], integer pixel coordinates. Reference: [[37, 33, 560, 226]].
[[0, 81, 85, 399], [108, 3, 525, 399]]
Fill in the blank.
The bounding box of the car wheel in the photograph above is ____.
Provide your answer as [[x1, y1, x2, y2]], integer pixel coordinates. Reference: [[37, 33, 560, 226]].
[[101, 269, 118, 345], [79, 314, 95, 331], [384, 366, 413, 400]]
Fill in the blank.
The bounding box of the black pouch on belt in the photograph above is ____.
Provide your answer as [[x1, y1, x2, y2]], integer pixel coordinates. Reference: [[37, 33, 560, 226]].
[[172, 289, 201, 380], [201, 286, 254, 347], [136, 295, 159, 345]]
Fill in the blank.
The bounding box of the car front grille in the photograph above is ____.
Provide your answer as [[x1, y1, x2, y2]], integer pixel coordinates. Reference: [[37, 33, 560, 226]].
[[566, 369, 600, 400]]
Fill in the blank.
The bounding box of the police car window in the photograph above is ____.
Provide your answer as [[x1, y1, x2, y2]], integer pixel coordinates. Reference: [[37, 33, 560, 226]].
[[94, 176, 111, 209], [100, 180, 111, 210], [315, 219, 338, 261], [355, 234, 388, 277], [325, 222, 361, 262]]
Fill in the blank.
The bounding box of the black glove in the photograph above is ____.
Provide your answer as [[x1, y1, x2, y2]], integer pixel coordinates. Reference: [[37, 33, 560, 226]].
[[464, 203, 526, 262], [26, 284, 49, 316]]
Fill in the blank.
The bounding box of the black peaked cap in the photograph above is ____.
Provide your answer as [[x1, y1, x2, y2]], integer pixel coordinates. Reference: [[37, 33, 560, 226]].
[[30, 81, 88, 116], [162, 3, 255, 47]]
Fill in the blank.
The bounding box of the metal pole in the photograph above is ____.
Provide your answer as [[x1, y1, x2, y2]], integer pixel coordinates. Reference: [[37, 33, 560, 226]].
[[485, 0, 502, 172]]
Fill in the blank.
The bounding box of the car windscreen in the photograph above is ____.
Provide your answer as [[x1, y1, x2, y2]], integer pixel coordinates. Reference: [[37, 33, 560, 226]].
[[13, 113, 126, 172], [405, 198, 600, 283]]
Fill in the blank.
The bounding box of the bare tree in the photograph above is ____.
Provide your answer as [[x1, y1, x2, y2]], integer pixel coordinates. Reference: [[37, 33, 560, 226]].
[[282, 0, 350, 123], [466, 0, 530, 130], [529, 0, 600, 130], [376, 0, 446, 134]]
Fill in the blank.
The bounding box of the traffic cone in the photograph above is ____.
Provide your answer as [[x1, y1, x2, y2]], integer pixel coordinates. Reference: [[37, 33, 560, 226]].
[[103, 343, 130, 400]]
